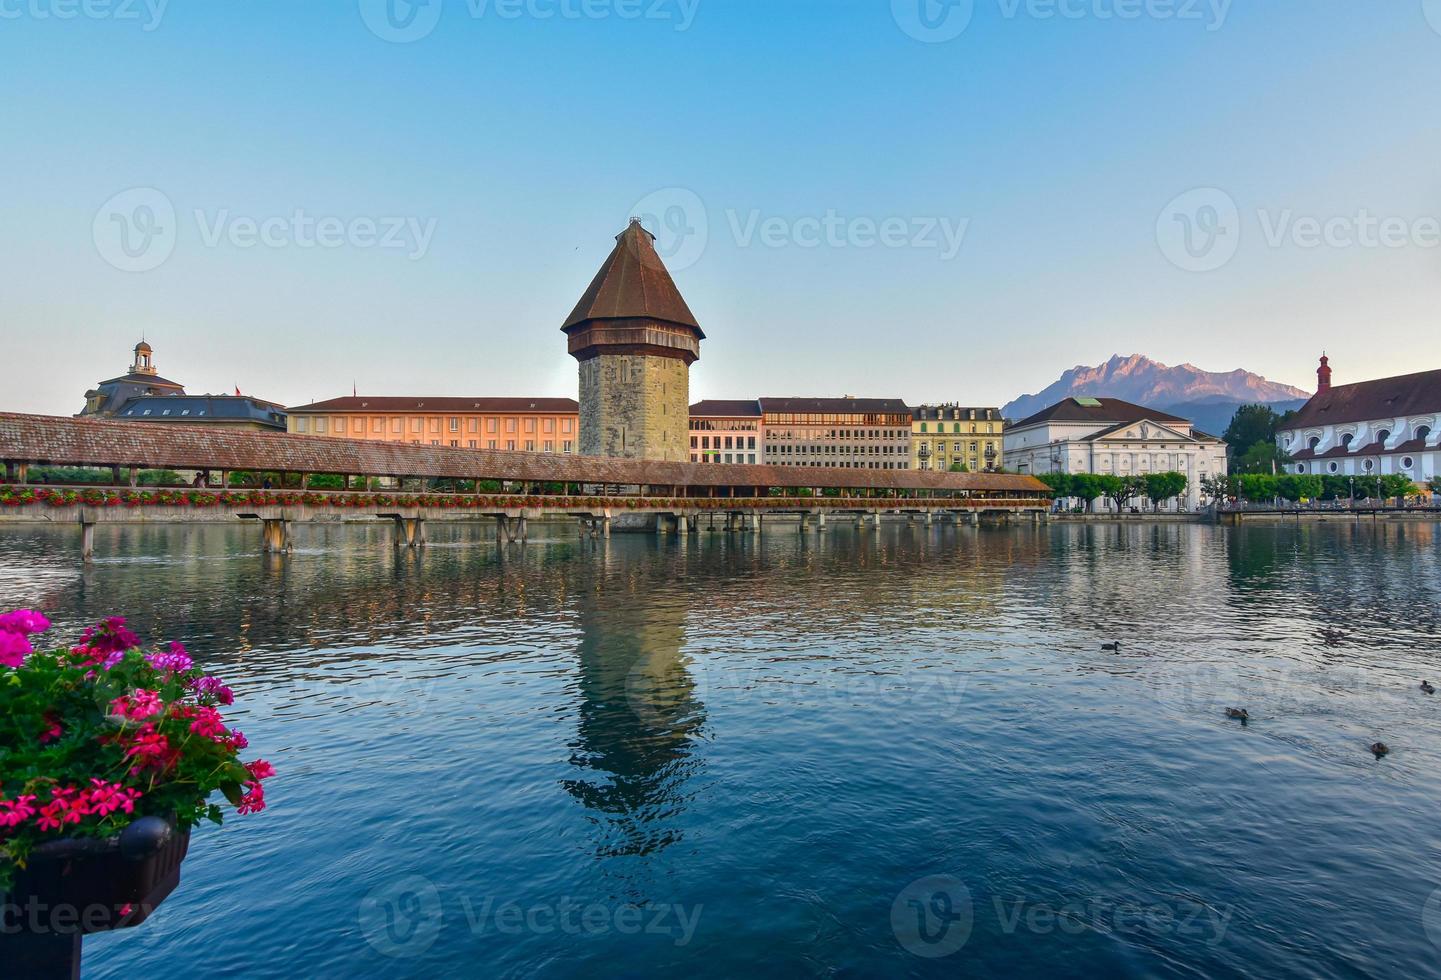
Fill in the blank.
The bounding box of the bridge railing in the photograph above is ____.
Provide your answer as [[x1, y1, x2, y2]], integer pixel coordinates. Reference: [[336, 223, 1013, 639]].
[[0, 485, 1052, 513]]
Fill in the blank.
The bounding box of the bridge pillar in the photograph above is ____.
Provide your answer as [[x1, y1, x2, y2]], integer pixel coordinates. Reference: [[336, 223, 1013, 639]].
[[393, 517, 425, 549], [816, 512, 827, 534], [262, 519, 290, 554], [81, 520, 95, 562], [602, 516, 611, 539], [517, 517, 528, 543], [924, 510, 933, 527], [676, 515, 689, 535]]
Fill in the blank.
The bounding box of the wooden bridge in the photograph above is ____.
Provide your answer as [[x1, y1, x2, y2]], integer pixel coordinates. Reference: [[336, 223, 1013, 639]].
[[0, 413, 1053, 557]]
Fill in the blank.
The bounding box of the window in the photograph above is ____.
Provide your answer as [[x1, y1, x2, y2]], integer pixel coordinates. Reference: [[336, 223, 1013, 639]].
[[1363, 459, 1374, 472], [391, 418, 402, 434], [1402, 457, 1414, 469], [295, 417, 309, 433], [411, 419, 422, 433], [449, 417, 459, 432], [1328, 462, 1339, 473], [450, 440, 458, 447], [543, 419, 554, 433], [1341, 433, 1354, 448], [1308, 436, 1320, 450]]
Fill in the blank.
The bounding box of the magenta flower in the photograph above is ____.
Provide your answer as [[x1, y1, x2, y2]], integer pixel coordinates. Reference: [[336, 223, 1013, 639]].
[[189, 706, 228, 740], [0, 630, 30, 669], [147, 641, 193, 675], [109, 689, 163, 721], [77, 616, 141, 658], [0, 609, 50, 636], [245, 759, 276, 781], [191, 675, 235, 705]]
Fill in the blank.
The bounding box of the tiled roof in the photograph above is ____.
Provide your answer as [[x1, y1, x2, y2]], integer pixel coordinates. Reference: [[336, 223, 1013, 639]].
[[690, 400, 762, 418], [288, 397, 579, 414], [1286, 368, 1441, 429], [118, 395, 287, 428], [96, 373, 185, 389], [562, 220, 703, 335], [1010, 397, 1189, 430], [0, 412, 1050, 494], [760, 397, 912, 415], [1290, 437, 1429, 461]]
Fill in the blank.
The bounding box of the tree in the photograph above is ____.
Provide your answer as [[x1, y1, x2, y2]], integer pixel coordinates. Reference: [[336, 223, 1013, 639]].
[[1275, 474, 1322, 503], [948, 462, 968, 472], [1099, 475, 1143, 512], [1143, 471, 1188, 511], [1430, 477, 1441, 495], [1237, 441, 1291, 475], [1068, 473, 1106, 513], [1379, 475, 1418, 500], [1036, 473, 1072, 499]]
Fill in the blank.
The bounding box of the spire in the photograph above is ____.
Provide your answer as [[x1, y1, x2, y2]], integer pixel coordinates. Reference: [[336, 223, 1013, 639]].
[[1317, 352, 1332, 393], [562, 218, 703, 336], [131, 339, 156, 377]]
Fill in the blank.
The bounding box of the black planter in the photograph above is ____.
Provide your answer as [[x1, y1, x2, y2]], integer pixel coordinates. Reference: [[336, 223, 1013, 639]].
[[2, 816, 190, 979]]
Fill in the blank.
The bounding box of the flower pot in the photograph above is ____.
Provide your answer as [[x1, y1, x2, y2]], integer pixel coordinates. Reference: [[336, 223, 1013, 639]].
[[3, 816, 190, 979]]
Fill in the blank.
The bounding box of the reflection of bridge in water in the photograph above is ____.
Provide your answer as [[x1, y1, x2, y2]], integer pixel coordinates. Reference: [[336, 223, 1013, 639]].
[[0, 413, 1052, 558]]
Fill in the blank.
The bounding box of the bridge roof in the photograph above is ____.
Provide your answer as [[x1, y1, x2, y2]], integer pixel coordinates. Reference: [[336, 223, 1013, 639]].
[[0, 413, 1049, 494]]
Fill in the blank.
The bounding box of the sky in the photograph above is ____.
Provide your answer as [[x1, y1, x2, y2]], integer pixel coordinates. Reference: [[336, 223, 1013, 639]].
[[3, 0, 1440, 416]]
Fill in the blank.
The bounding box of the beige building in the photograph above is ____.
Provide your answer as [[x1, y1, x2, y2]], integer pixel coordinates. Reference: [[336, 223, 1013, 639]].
[[911, 405, 1003, 471], [760, 397, 912, 470], [689, 400, 763, 464], [286, 397, 579, 452]]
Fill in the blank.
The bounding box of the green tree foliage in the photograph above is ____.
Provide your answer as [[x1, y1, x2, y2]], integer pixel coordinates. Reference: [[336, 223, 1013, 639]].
[[1036, 473, 1071, 498], [1430, 477, 1441, 494], [948, 462, 968, 472], [1224, 404, 1296, 473], [1143, 472, 1188, 510], [1100, 475, 1144, 512], [1068, 473, 1107, 512]]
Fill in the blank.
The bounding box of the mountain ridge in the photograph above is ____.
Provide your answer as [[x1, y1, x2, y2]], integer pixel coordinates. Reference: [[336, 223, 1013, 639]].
[[1003, 355, 1311, 425]]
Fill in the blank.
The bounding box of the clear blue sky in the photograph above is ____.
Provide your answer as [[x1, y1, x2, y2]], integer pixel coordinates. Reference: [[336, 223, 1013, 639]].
[[4, 0, 1440, 416]]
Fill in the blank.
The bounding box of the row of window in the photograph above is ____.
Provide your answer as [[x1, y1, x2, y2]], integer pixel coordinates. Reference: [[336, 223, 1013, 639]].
[[916, 423, 997, 434], [1298, 456, 1418, 475], [293, 415, 573, 436], [766, 444, 905, 456], [690, 453, 759, 464], [692, 436, 758, 450]]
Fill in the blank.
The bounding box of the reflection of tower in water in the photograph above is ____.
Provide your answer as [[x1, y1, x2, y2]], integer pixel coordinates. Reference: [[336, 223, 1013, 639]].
[[564, 560, 705, 858]]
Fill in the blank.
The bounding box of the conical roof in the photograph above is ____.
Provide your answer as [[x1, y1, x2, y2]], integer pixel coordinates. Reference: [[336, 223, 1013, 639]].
[[562, 219, 703, 337]]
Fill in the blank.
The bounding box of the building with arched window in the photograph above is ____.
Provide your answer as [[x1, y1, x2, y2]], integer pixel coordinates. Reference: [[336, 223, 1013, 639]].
[[1278, 356, 1440, 484]]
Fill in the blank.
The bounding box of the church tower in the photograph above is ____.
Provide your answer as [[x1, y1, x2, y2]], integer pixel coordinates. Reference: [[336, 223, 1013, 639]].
[[563, 219, 704, 462]]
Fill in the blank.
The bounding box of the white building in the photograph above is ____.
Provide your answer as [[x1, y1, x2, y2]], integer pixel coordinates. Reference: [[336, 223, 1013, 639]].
[[1003, 397, 1227, 511], [1279, 356, 1439, 485]]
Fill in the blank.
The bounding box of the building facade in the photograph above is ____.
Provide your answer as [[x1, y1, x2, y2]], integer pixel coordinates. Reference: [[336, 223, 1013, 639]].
[[759, 397, 912, 470], [911, 405, 1003, 471], [285, 397, 579, 452], [79, 341, 286, 432], [1003, 396, 1227, 510], [1279, 356, 1440, 484], [689, 400, 763, 464], [563, 219, 703, 463], [79, 341, 186, 417]]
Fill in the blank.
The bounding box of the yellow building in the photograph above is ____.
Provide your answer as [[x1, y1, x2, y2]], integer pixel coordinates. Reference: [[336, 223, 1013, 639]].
[[911, 405, 1004, 471]]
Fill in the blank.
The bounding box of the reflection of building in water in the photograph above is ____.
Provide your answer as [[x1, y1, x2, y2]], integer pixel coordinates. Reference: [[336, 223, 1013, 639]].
[[564, 566, 705, 858]]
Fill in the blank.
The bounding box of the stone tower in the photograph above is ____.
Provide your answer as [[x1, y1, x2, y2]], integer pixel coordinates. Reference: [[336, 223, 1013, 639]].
[[563, 219, 704, 462]]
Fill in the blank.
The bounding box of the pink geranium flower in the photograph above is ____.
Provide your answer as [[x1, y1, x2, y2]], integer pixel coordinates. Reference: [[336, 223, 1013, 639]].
[[0, 630, 30, 669]]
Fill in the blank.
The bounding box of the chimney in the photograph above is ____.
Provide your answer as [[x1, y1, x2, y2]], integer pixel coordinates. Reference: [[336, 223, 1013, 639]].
[[1317, 353, 1332, 393]]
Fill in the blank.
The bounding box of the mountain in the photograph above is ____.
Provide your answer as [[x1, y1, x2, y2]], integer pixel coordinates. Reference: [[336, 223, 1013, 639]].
[[1003, 355, 1311, 431], [1157, 396, 1309, 439]]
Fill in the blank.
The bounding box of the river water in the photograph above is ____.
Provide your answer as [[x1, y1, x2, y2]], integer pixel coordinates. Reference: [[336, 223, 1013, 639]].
[[3, 520, 1440, 978]]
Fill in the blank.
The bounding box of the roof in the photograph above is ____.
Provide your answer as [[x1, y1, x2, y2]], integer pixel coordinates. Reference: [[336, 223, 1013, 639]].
[[1291, 437, 1429, 461], [1010, 397, 1189, 430], [1082, 419, 1217, 443], [96, 373, 185, 389], [117, 395, 287, 428], [760, 397, 912, 416], [134, 341, 152, 353], [1285, 368, 1441, 429], [690, 400, 762, 418], [288, 397, 579, 414], [0, 412, 1050, 495], [912, 405, 1002, 422], [562, 220, 703, 336]]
